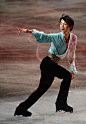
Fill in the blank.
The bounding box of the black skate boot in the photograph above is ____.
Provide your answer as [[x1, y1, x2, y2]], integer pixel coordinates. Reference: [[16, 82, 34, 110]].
[[14, 103, 32, 117], [55, 102, 73, 113]]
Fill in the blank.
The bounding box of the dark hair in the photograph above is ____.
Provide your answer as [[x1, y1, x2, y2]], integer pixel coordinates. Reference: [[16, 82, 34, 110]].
[[60, 14, 74, 31]]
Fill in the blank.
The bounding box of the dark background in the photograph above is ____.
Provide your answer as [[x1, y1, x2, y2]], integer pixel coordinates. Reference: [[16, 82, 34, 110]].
[[0, 0, 86, 98]]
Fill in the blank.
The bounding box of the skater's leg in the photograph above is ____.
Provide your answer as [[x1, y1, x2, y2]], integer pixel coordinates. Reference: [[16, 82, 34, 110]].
[[14, 71, 54, 116], [40, 56, 73, 112], [23, 71, 54, 109]]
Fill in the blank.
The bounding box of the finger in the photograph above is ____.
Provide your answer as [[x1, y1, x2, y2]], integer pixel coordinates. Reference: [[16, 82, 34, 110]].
[[18, 31, 21, 35], [16, 27, 20, 30], [17, 27, 21, 31]]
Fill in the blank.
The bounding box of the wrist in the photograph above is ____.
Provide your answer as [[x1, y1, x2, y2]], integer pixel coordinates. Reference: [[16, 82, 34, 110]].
[[26, 29, 32, 34], [26, 29, 29, 33], [71, 71, 74, 74], [71, 71, 74, 80]]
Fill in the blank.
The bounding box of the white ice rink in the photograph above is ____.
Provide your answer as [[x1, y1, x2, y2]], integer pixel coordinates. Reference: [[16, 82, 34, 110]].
[[0, 89, 86, 124]]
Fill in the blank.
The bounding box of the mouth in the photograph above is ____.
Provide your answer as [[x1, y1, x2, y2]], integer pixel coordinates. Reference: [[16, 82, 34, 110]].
[[62, 29, 65, 30]]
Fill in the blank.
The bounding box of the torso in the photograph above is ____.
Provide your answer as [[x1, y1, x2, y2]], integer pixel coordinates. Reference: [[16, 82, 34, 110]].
[[66, 41, 69, 50], [65, 34, 70, 51]]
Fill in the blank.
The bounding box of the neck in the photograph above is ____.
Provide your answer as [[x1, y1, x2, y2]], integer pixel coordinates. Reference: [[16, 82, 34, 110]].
[[63, 32, 70, 43]]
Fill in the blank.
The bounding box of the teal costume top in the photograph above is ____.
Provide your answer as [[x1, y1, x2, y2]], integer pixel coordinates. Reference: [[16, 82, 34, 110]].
[[32, 29, 78, 74]]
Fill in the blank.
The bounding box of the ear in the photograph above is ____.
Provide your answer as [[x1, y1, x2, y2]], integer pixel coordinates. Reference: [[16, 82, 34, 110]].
[[70, 26, 73, 31]]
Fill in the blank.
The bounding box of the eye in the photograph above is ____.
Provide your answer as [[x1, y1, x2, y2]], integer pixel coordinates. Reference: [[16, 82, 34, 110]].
[[64, 23, 67, 25]]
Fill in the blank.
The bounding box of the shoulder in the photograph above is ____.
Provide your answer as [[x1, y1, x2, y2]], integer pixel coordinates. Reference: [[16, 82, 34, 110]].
[[48, 32, 61, 39], [70, 33, 77, 44], [49, 32, 61, 36], [71, 33, 77, 40], [52, 32, 63, 39]]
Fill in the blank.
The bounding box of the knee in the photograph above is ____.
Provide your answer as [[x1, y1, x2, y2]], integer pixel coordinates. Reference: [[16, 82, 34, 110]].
[[40, 73, 54, 89]]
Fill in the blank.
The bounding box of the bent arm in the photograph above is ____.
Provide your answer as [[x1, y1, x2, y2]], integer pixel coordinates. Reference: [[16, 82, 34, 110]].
[[68, 45, 78, 80], [68, 35, 78, 75], [69, 44, 78, 75]]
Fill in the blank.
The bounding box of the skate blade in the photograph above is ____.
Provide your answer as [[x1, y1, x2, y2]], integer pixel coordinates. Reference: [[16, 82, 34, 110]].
[[57, 110, 72, 114], [14, 114, 31, 117], [14, 115, 24, 117]]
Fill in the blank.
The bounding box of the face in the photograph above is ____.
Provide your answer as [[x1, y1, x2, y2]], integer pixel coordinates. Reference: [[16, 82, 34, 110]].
[[60, 19, 71, 34]]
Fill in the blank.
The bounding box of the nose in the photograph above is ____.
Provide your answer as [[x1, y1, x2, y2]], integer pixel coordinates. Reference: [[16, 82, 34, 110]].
[[61, 24, 64, 28]]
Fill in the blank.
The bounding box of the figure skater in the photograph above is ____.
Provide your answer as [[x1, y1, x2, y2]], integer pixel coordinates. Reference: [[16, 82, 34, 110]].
[[14, 14, 78, 117]]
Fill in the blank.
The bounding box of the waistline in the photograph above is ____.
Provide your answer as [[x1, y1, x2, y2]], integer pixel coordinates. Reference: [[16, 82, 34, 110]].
[[48, 52, 60, 63]]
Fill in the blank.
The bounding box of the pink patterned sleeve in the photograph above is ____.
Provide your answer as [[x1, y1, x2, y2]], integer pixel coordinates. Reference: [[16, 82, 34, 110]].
[[67, 34, 78, 74]]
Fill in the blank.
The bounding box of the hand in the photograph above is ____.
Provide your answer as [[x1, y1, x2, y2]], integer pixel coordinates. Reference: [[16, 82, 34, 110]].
[[16, 28, 23, 35], [17, 28, 27, 35], [17, 28, 33, 35], [71, 71, 74, 80]]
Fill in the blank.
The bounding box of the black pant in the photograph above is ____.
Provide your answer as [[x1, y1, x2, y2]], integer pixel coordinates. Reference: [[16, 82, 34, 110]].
[[21, 56, 72, 110]]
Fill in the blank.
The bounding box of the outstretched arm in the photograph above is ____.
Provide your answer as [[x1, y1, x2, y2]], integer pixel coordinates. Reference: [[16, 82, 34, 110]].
[[17, 28, 33, 35]]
